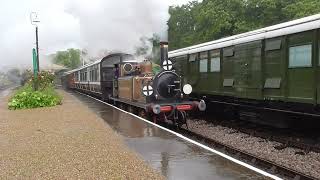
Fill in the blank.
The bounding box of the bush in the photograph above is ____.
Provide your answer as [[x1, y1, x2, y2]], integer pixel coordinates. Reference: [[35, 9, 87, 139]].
[[29, 71, 55, 90], [8, 71, 62, 110], [8, 85, 62, 110]]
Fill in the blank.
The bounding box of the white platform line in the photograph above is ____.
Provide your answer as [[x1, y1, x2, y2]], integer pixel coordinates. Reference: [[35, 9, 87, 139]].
[[75, 91, 282, 180]]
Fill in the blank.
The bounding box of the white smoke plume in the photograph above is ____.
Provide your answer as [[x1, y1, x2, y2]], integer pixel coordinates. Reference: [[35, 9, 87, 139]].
[[0, 0, 191, 69]]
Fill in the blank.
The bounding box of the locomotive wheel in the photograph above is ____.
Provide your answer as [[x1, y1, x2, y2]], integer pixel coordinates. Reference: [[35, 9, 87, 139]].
[[138, 110, 147, 119], [119, 103, 126, 111], [128, 106, 135, 114], [177, 111, 188, 128]]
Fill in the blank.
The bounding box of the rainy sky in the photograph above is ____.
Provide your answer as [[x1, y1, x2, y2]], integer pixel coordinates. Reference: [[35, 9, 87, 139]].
[[0, 0, 194, 69]]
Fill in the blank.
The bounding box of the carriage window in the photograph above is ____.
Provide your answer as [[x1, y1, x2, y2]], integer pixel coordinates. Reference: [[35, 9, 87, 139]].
[[93, 70, 96, 81], [210, 57, 220, 72], [199, 59, 208, 73], [189, 54, 197, 62], [223, 47, 234, 57], [319, 42, 320, 66], [289, 44, 312, 68], [97, 65, 99, 81], [265, 39, 282, 51]]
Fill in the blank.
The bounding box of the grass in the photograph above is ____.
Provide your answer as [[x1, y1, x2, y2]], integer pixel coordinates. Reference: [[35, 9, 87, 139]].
[[8, 84, 62, 110]]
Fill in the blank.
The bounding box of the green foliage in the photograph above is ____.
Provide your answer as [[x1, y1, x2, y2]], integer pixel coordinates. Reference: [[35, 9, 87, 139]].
[[152, 63, 161, 74], [8, 85, 62, 110], [151, 34, 161, 64], [8, 71, 62, 110], [283, 0, 320, 18], [53, 48, 81, 69], [168, 0, 320, 50]]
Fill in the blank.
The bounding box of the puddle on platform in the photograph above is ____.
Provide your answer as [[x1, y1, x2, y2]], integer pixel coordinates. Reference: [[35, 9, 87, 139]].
[[74, 93, 269, 180]]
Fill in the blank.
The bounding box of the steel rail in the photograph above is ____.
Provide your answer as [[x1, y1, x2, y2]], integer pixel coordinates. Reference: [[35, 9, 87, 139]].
[[177, 128, 316, 180]]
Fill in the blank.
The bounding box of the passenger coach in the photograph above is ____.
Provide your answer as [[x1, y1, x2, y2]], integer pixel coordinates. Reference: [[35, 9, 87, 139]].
[[169, 14, 320, 128]]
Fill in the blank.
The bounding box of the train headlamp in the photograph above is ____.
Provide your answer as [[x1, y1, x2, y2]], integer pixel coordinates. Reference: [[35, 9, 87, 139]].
[[162, 59, 173, 71], [183, 84, 192, 95]]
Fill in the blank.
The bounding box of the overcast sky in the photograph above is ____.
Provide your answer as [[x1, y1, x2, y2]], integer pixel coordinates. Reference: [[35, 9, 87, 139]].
[[0, 0, 195, 69]]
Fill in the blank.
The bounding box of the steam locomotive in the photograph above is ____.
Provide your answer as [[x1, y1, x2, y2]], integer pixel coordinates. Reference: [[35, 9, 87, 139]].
[[62, 42, 206, 126]]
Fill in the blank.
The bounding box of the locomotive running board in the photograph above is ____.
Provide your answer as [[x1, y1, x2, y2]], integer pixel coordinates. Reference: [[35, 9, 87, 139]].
[[109, 97, 148, 110]]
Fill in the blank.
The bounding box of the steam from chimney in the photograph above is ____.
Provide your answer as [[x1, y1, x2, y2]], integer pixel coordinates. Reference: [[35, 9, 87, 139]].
[[65, 0, 170, 57], [0, 0, 184, 69]]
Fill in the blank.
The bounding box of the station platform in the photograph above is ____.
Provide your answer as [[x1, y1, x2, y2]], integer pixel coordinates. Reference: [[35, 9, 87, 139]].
[[0, 89, 162, 179], [72, 91, 276, 180]]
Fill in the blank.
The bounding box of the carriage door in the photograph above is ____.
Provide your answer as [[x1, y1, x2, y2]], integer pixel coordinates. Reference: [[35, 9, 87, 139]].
[[287, 31, 316, 104], [187, 53, 200, 91], [100, 56, 121, 100], [100, 67, 114, 100], [234, 41, 262, 99]]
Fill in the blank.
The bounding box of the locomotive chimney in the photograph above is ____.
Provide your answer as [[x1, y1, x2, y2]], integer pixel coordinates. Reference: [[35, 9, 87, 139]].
[[160, 41, 169, 66]]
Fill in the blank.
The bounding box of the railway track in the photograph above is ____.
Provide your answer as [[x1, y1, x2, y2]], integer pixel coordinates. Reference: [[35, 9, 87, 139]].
[[176, 127, 316, 180], [76, 92, 317, 179], [197, 117, 320, 154]]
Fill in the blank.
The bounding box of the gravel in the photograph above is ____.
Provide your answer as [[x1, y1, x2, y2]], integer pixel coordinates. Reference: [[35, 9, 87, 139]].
[[0, 89, 164, 179], [185, 119, 320, 179]]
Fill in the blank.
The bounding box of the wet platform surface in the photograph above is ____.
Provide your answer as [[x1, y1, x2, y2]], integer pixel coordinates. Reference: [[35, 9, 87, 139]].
[[72, 92, 268, 180]]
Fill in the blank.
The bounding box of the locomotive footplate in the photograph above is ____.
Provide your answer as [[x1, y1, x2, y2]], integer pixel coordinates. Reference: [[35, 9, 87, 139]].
[[110, 97, 203, 113], [110, 97, 147, 109]]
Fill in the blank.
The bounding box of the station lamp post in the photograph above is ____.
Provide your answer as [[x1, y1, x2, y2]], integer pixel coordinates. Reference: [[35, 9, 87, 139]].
[[30, 12, 40, 90], [30, 12, 40, 72]]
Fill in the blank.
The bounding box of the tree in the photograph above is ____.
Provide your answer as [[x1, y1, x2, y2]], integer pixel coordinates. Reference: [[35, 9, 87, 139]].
[[284, 0, 320, 19], [53, 49, 81, 69], [168, 0, 320, 50], [151, 34, 161, 64], [168, 1, 200, 50]]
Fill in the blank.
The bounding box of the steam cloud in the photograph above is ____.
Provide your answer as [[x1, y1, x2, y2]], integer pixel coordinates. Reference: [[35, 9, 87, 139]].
[[0, 0, 189, 69]]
